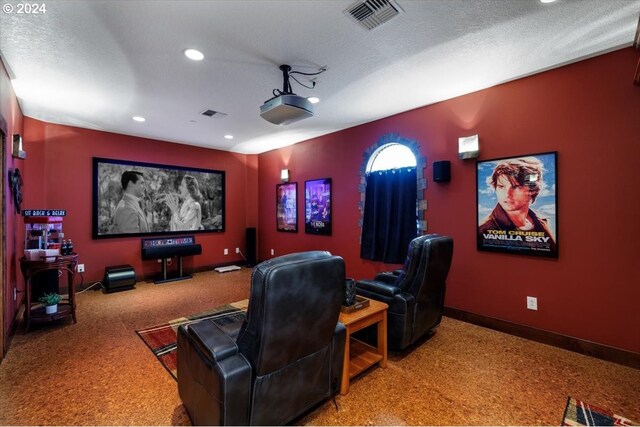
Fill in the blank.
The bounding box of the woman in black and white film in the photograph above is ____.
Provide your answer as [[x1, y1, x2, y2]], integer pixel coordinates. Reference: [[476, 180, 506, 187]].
[[162, 174, 203, 231]]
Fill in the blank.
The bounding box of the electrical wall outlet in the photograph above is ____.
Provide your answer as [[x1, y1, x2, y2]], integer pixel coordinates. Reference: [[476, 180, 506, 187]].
[[526, 296, 538, 311], [271, 249, 275, 256], [224, 248, 229, 255], [77, 264, 85, 273], [236, 247, 240, 254]]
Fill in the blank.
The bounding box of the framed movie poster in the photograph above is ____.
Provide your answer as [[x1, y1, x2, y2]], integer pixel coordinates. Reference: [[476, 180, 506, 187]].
[[93, 157, 225, 239], [305, 178, 332, 236], [276, 182, 297, 232], [477, 152, 557, 257]]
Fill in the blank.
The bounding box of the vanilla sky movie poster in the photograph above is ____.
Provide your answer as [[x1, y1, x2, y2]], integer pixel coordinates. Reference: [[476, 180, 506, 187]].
[[477, 152, 557, 257]]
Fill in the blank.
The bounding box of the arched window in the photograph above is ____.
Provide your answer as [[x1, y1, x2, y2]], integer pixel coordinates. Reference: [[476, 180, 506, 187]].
[[359, 135, 426, 263], [366, 143, 417, 172]]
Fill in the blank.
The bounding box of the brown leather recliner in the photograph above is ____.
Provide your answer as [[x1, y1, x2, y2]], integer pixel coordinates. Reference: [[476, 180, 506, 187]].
[[177, 251, 346, 425], [356, 234, 453, 351]]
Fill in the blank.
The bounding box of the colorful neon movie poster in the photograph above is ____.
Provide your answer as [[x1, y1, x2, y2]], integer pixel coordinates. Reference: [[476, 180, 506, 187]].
[[305, 178, 332, 236], [477, 152, 557, 258], [276, 182, 297, 232]]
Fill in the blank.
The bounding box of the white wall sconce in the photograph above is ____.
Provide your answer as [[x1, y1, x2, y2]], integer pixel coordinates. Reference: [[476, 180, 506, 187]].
[[281, 169, 290, 182], [12, 134, 26, 159], [458, 134, 479, 159]]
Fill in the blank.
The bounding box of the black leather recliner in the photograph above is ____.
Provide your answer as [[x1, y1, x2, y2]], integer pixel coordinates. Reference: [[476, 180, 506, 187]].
[[356, 234, 453, 351], [177, 251, 346, 425]]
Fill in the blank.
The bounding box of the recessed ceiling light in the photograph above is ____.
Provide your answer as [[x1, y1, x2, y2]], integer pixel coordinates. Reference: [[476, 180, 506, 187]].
[[132, 116, 146, 122], [184, 49, 204, 61], [224, 134, 234, 140], [539, 0, 556, 3], [308, 96, 320, 104]]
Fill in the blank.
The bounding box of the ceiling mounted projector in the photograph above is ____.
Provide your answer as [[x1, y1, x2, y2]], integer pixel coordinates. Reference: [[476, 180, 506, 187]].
[[260, 94, 313, 125], [260, 64, 325, 125]]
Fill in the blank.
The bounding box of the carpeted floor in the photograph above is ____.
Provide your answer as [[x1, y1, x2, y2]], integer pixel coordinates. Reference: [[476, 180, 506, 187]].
[[1, 268, 639, 426]]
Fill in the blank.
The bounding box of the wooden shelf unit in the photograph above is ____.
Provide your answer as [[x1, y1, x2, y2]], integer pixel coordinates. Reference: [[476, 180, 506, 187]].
[[19, 254, 78, 333], [338, 297, 388, 395], [348, 338, 384, 379]]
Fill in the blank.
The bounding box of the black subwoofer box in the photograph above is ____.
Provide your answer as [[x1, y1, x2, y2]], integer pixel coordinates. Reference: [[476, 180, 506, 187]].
[[103, 265, 136, 293]]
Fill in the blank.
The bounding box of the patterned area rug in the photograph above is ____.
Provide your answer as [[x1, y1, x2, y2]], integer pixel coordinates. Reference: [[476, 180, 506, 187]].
[[136, 299, 249, 379], [562, 397, 637, 426]]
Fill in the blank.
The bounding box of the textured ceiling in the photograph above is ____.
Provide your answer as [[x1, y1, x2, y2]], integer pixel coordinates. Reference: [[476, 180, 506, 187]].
[[1, 0, 638, 154]]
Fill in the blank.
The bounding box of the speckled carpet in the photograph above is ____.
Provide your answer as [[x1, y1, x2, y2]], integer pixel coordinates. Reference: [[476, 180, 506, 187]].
[[136, 299, 248, 379], [3, 268, 639, 426], [562, 397, 637, 426]]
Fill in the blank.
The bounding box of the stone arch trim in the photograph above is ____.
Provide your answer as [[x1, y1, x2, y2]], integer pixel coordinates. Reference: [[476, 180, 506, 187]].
[[358, 133, 428, 234]]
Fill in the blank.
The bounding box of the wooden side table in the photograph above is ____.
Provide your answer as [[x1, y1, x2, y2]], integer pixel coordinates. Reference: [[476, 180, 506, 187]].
[[338, 298, 388, 395], [19, 254, 78, 333]]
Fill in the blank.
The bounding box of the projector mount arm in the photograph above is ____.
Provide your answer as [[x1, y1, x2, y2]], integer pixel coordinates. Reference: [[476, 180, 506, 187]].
[[272, 64, 326, 98]]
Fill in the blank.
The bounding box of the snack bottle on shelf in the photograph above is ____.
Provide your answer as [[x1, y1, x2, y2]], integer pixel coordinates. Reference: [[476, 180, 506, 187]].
[[61, 240, 68, 255], [67, 240, 74, 255]]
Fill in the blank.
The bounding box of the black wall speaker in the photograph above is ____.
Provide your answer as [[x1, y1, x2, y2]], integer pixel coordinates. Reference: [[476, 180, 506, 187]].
[[433, 161, 451, 183], [245, 227, 257, 267]]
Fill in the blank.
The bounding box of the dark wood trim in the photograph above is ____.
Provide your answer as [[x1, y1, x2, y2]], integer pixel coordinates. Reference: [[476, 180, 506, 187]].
[[140, 260, 248, 283], [444, 306, 640, 370], [194, 260, 248, 274], [72, 259, 250, 290]]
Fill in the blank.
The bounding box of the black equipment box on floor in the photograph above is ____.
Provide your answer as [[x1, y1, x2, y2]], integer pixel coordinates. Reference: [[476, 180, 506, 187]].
[[103, 265, 136, 293]]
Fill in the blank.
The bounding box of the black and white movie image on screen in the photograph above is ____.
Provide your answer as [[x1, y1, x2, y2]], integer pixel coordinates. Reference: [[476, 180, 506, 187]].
[[476, 152, 557, 258], [93, 157, 225, 238]]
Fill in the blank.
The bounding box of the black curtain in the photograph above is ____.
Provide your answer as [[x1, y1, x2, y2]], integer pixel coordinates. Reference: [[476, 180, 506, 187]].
[[360, 168, 417, 263]]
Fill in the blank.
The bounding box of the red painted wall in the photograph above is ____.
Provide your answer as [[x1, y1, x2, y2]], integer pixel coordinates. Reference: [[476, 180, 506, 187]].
[[257, 48, 640, 353], [1, 59, 24, 341], [21, 119, 258, 285], [8, 48, 640, 354]]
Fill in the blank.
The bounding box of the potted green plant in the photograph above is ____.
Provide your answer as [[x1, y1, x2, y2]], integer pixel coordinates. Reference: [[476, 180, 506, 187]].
[[38, 292, 61, 314]]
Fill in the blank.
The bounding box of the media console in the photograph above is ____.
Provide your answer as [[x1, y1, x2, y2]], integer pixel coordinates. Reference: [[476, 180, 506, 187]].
[[141, 236, 202, 284]]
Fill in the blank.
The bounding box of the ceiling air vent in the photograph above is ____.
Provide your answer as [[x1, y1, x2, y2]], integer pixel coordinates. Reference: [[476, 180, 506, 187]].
[[200, 109, 228, 119], [344, 0, 403, 31]]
